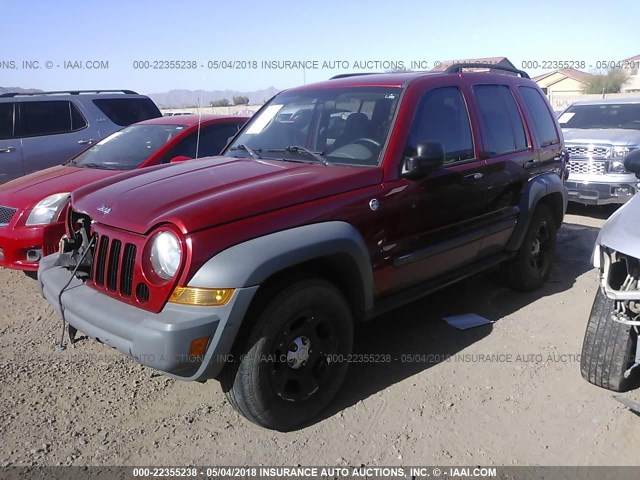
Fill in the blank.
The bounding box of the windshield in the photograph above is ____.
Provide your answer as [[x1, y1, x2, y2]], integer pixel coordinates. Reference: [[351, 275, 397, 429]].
[[71, 124, 187, 170], [558, 103, 640, 130], [226, 87, 401, 166]]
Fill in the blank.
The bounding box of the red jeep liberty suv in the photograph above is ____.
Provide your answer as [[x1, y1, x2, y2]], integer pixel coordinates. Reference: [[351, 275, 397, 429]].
[[39, 64, 568, 431]]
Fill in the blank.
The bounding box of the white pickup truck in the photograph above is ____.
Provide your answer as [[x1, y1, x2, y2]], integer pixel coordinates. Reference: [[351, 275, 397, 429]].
[[559, 98, 640, 205]]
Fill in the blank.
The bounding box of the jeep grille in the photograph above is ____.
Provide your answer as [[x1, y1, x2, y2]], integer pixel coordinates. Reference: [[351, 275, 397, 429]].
[[92, 234, 137, 297], [567, 160, 606, 176], [0, 206, 17, 226]]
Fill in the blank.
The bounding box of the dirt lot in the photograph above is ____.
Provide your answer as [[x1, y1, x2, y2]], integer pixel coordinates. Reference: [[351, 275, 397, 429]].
[[0, 205, 638, 467]]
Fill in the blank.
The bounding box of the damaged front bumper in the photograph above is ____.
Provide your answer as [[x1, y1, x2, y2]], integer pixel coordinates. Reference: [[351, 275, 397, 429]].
[[594, 244, 640, 379], [597, 245, 640, 325], [38, 253, 258, 381]]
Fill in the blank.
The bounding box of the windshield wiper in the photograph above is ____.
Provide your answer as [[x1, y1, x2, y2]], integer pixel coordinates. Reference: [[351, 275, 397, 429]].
[[229, 144, 262, 159], [79, 163, 120, 170], [267, 146, 331, 165]]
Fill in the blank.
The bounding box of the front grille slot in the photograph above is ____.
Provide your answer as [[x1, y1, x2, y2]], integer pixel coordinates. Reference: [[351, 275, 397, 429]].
[[94, 235, 109, 286], [91, 233, 137, 297], [567, 160, 606, 176], [120, 244, 137, 296], [0, 206, 17, 226], [107, 240, 122, 291]]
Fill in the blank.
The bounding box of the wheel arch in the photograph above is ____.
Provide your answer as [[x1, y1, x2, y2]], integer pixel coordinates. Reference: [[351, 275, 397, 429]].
[[507, 173, 568, 251], [188, 221, 374, 320]]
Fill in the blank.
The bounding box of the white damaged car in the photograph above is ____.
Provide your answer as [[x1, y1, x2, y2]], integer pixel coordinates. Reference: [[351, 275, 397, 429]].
[[581, 149, 640, 392]]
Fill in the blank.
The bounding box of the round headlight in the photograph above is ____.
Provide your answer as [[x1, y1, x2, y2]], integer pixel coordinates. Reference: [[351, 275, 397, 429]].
[[149, 231, 182, 280]]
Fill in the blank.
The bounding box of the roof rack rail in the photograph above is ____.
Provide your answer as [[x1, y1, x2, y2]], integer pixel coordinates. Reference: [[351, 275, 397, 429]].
[[0, 89, 139, 98], [444, 63, 530, 79], [330, 73, 383, 80]]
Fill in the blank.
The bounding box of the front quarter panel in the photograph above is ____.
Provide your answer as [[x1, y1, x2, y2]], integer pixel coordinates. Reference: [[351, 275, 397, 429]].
[[187, 221, 374, 311], [596, 195, 640, 259]]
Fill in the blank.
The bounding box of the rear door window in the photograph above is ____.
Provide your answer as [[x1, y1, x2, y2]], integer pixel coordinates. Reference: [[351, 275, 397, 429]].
[[93, 98, 161, 126], [474, 85, 527, 156], [0, 103, 14, 139], [519, 87, 559, 147], [18, 100, 86, 137]]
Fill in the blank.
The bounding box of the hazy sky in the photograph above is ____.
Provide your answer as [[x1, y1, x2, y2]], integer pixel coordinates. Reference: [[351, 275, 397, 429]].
[[1, 0, 638, 94]]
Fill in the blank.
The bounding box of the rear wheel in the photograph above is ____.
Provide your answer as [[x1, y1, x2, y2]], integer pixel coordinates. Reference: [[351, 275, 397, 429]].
[[503, 204, 557, 291], [580, 288, 640, 392], [221, 278, 353, 431]]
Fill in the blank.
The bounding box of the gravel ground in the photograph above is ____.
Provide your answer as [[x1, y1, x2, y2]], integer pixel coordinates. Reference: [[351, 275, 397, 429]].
[[0, 206, 638, 467]]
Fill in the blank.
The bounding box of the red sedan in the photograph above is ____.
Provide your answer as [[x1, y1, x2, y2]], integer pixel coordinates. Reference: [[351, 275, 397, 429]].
[[0, 114, 247, 272]]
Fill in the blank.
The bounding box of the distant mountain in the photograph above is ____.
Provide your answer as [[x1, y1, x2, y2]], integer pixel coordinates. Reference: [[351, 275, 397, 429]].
[[147, 87, 280, 108], [0, 86, 43, 95]]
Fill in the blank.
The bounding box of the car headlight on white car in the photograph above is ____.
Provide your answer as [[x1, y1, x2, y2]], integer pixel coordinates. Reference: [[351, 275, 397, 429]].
[[612, 146, 633, 158], [25, 193, 70, 226], [149, 230, 182, 280]]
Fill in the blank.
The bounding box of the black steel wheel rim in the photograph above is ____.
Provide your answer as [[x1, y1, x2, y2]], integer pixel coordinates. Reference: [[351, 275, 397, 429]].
[[268, 308, 339, 402]]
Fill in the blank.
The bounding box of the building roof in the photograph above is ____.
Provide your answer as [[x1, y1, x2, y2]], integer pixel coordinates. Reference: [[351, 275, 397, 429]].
[[532, 68, 595, 85], [622, 54, 640, 62]]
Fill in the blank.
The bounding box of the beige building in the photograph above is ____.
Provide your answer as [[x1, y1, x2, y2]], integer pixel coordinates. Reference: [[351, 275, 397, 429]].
[[531, 68, 595, 96], [621, 54, 640, 93]]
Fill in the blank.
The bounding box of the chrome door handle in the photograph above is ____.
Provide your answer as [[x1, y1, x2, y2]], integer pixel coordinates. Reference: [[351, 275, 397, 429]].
[[0, 147, 15, 153], [78, 139, 94, 145], [463, 172, 484, 183]]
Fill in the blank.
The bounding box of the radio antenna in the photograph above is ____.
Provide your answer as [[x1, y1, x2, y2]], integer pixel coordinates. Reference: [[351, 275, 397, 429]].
[[195, 94, 202, 159]]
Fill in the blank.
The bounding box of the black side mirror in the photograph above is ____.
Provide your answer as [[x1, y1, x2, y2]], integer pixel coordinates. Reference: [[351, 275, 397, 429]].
[[624, 149, 640, 179], [402, 141, 445, 178]]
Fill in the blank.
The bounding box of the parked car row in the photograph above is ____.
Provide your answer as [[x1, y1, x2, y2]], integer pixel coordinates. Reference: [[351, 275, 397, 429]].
[[2, 65, 639, 432], [0, 114, 246, 272], [0, 90, 162, 184]]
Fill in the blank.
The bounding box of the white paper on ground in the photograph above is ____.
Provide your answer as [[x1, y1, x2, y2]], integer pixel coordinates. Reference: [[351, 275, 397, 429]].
[[443, 313, 493, 330]]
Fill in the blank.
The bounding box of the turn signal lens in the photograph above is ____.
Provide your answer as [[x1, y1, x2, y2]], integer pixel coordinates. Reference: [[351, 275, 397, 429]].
[[168, 287, 234, 306], [189, 336, 210, 358]]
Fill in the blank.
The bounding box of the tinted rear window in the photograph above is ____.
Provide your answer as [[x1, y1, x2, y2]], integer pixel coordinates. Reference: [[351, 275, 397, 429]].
[[0, 103, 14, 139], [93, 98, 161, 126], [519, 87, 559, 146], [474, 85, 527, 156], [19, 100, 86, 137]]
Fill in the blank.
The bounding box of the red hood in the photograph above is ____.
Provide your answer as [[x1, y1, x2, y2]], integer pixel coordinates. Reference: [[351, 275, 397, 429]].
[[71, 157, 383, 234], [0, 165, 121, 209]]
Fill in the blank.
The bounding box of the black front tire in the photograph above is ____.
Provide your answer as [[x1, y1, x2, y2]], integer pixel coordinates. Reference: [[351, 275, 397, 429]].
[[221, 278, 353, 431], [503, 204, 557, 291], [23, 270, 38, 280], [580, 288, 639, 392]]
